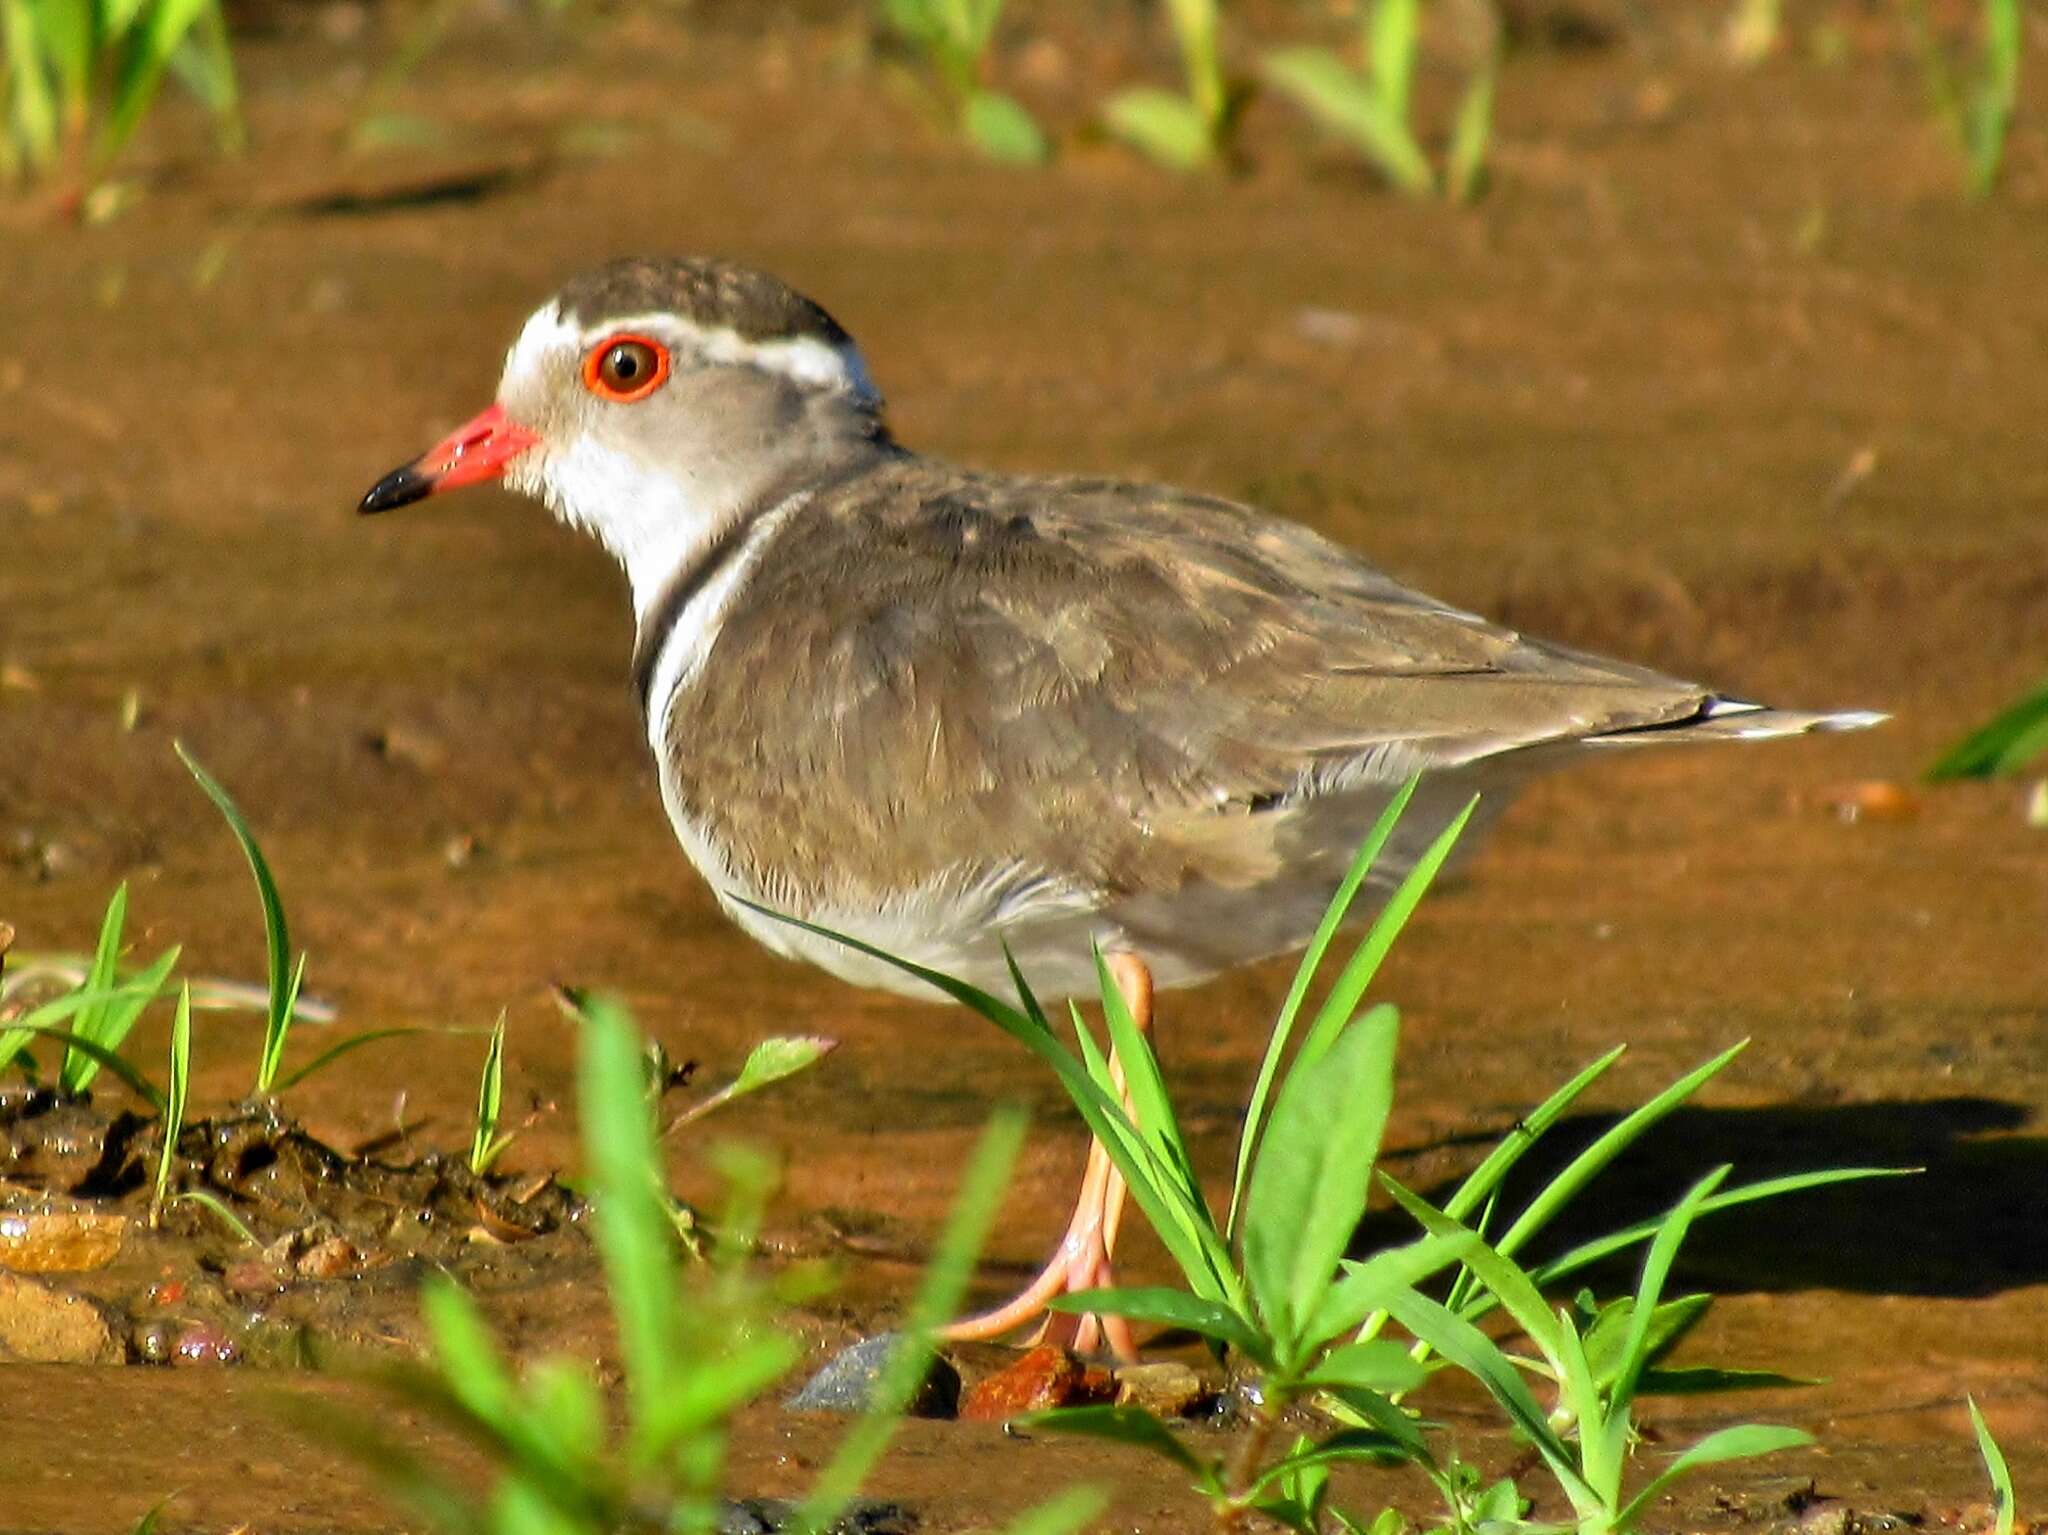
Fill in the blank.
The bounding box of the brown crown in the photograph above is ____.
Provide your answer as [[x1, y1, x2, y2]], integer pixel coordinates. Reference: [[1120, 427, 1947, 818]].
[[553, 257, 853, 348]]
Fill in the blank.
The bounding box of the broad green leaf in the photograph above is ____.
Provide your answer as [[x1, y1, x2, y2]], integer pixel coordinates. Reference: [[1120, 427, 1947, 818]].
[[1615, 1424, 1813, 1527], [964, 89, 1047, 164], [1019, 1405, 1219, 1489], [1305, 1230, 1473, 1348], [1302, 1339, 1427, 1396], [1580, 1293, 1710, 1387], [1262, 47, 1432, 195], [1232, 775, 1421, 1236], [671, 1034, 837, 1132], [1244, 1004, 1398, 1354], [1102, 86, 1215, 172], [1049, 1286, 1270, 1364]]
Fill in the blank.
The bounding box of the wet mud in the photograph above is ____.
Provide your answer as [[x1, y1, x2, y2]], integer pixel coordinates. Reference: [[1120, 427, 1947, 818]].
[[4, 2, 2047, 1529]]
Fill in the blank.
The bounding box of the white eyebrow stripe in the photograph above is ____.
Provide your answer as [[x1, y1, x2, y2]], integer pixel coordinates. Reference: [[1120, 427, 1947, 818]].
[[561, 306, 879, 404]]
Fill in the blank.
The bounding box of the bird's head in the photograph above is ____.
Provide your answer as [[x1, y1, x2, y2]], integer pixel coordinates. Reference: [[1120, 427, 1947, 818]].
[[358, 257, 884, 604]]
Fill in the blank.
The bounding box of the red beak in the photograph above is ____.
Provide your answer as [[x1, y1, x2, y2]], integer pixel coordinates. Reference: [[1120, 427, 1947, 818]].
[[358, 403, 541, 514]]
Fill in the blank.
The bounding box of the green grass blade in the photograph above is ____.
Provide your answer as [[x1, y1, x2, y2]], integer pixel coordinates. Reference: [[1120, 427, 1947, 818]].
[[1230, 775, 1420, 1236], [176, 742, 298, 1089], [1305, 1230, 1474, 1348], [64, 944, 180, 1094], [469, 1013, 507, 1174], [1244, 1004, 1400, 1356], [101, 0, 215, 163], [1446, 42, 1498, 204], [1048, 1286, 1270, 1364], [1443, 1046, 1627, 1223], [14, 1026, 167, 1111], [172, 1187, 258, 1245], [1299, 798, 1474, 1071], [61, 884, 130, 1093], [266, 1025, 432, 1095], [1368, 0, 1418, 123], [795, 1105, 1027, 1533], [1616, 1424, 1813, 1527], [746, 899, 1241, 1303], [1492, 1041, 1746, 1261], [3, 0, 60, 173], [1928, 679, 2048, 779], [576, 995, 681, 1470], [1969, 1396, 2017, 1535], [151, 985, 192, 1225], [995, 1487, 1110, 1535]]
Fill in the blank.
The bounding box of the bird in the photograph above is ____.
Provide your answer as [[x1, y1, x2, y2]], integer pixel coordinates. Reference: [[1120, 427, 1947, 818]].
[[360, 256, 1881, 1356]]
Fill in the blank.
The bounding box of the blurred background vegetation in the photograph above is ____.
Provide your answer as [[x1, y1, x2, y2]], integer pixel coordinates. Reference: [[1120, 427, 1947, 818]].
[[0, 0, 2033, 207]]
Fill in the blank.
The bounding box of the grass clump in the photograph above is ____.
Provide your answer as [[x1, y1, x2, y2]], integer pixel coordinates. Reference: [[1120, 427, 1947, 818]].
[[779, 777, 1896, 1533], [0, 0, 241, 193], [1262, 0, 1500, 201], [315, 993, 1101, 1535], [876, 0, 1048, 165]]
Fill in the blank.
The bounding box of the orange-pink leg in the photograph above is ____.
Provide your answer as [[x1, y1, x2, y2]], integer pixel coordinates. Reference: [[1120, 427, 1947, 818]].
[[941, 952, 1154, 1363]]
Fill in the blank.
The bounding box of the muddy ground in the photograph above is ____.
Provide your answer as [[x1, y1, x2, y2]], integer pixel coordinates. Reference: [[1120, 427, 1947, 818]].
[[3, 1, 2046, 1529]]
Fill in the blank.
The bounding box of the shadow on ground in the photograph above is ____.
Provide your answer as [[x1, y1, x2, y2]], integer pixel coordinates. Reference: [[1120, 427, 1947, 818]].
[[1376, 1096, 2047, 1298]]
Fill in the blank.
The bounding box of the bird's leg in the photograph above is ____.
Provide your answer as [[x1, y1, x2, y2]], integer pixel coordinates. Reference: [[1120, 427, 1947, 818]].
[[940, 951, 1154, 1363]]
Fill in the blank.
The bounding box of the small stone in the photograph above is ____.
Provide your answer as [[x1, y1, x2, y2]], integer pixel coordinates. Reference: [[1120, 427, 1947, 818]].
[[171, 1321, 240, 1366], [0, 1209, 126, 1273], [0, 1272, 123, 1363], [295, 1236, 360, 1279], [223, 1257, 291, 1296], [1819, 780, 1919, 823], [1114, 1360, 1209, 1418], [786, 1331, 960, 1418], [958, 1344, 1114, 1421]]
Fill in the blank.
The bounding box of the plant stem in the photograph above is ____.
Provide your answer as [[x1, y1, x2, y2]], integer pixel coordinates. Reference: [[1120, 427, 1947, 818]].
[[1213, 1395, 1283, 1532]]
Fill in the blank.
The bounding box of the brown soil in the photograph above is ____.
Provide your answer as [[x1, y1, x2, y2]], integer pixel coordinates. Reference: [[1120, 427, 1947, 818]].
[[3, 2, 2047, 1529]]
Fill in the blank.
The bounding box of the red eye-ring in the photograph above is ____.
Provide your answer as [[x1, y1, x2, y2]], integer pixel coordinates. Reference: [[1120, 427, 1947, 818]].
[[582, 333, 671, 403]]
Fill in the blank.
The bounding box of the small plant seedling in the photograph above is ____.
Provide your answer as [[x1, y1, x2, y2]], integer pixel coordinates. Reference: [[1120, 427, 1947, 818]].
[[176, 742, 422, 1095], [468, 1013, 514, 1176], [1263, 0, 1502, 202], [1100, 0, 1249, 172], [149, 984, 192, 1226], [1906, 0, 2023, 199], [877, 0, 1048, 164], [0, 0, 241, 192]]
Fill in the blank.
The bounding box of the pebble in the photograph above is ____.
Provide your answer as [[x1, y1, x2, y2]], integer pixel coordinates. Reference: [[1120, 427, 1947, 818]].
[[1114, 1359, 1210, 1418], [0, 1272, 123, 1363], [0, 1209, 126, 1273], [786, 1331, 960, 1418], [958, 1344, 1114, 1421]]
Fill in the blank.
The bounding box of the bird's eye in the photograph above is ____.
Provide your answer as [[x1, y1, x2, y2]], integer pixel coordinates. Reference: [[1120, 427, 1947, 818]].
[[582, 335, 670, 403]]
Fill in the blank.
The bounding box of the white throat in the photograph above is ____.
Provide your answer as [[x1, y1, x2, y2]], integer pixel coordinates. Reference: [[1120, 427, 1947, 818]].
[[525, 438, 745, 620]]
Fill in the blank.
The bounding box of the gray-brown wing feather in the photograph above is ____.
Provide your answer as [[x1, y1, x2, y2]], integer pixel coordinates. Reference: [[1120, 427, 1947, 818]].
[[661, 459, 1708, 910]]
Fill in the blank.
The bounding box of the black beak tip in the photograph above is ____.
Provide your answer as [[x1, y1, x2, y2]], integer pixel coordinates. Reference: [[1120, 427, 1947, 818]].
[[359, 464, 432, 515]]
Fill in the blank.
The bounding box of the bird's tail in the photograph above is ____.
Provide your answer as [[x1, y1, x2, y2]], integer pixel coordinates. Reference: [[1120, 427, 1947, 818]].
[[1587, 696, 1889, 747]]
